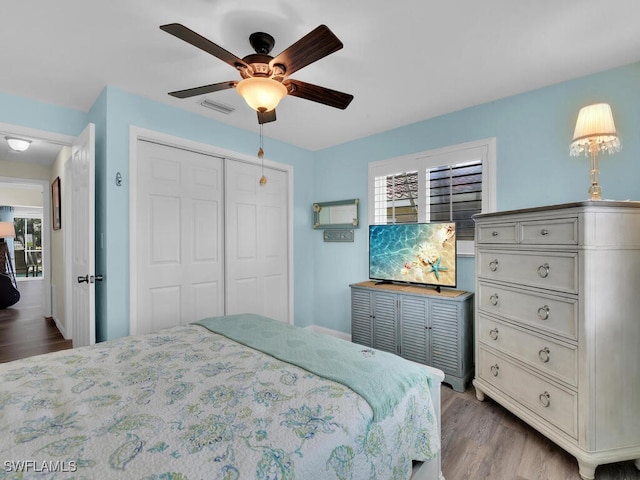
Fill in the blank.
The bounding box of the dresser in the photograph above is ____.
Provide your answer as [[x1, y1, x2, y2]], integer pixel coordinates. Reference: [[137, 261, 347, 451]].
[[473, 201, 640, 479], [350, 281, 474, 392]]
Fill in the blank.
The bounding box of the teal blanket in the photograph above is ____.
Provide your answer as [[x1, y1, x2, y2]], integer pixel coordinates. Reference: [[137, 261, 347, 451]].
[[194, 314, 432, 421]]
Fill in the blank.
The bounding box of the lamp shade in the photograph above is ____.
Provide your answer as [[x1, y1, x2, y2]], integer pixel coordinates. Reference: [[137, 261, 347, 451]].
[[5, 137, 31, 152], [0, 222, 16, 239], [236, 77, 287, 112], [570, 103, 621, 156]]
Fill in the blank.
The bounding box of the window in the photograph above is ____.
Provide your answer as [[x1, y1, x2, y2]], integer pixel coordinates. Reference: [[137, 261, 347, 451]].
[[368, 138, 496, 255], [13, 217, 42, 251]]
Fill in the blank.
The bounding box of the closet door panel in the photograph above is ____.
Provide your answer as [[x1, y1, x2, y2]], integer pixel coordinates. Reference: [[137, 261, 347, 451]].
[[134, 140, 224, 334], [226, 161, 289, 323]]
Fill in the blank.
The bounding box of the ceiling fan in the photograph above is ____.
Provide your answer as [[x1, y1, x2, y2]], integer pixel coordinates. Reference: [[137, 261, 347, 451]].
[[160, 23, 354, 124]]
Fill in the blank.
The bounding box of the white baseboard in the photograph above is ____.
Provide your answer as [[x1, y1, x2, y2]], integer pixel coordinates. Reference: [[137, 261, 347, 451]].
[[304, 325, 351, 342]]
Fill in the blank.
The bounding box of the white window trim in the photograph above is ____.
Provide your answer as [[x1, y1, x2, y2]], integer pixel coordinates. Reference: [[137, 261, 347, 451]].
[[368, 137, 496, 257]]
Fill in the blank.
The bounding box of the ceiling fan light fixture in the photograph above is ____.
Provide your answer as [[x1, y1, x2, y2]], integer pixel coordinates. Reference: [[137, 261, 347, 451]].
[[236, 77, 287, 113], [5, 137, 31, 152]]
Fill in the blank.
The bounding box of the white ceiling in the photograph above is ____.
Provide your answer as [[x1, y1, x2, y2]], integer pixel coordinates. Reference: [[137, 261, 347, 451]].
[[2, 0, 640, 163]]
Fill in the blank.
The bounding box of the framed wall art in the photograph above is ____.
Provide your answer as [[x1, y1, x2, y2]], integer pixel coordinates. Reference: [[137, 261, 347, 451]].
[[52, 176, 61, 230]]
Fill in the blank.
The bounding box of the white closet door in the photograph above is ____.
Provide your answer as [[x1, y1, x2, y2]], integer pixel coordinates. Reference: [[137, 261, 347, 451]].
[[135, 140, 224, 334], [225, 161, 289, 323]]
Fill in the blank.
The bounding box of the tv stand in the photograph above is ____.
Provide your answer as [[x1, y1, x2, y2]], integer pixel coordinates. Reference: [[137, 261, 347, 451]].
[[350, 281, 473, 392]]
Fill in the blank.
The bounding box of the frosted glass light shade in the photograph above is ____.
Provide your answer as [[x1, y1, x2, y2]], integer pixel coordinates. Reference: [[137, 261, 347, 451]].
[[236, 77, 287, 112], [5, 137, 31, 152], [0, 222, 16, 239], [570, 103, 620, 156]]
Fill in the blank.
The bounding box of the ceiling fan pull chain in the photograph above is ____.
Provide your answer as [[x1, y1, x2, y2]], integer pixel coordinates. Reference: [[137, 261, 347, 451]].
[[258, 123, 267, 186]]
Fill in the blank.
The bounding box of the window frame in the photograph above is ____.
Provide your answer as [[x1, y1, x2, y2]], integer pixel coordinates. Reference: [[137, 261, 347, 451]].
[[368, 137, 496, 256]]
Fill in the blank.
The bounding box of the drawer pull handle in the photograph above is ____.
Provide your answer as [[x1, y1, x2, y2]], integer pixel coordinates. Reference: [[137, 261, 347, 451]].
[[537, 263, 550, 278], [489, 328, 499, 341], [537, 305, 550, 320], [539, 391, 551, 408], [492, 231, 499, 237], [490, 294, 499, 306], [490, 364, 500, 377], [539, 347, 551, 363], [489, 259, 499, 272], [541, 229, 549, 236]]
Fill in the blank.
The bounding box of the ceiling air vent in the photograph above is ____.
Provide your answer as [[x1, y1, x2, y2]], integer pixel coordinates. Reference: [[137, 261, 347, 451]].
[[200, 98, 235, 115]]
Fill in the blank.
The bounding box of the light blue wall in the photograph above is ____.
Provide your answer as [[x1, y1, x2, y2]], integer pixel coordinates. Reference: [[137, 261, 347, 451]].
[[1, 62, 639, 339], [311, 62, 640, 335], [0, 92, 88, 137]]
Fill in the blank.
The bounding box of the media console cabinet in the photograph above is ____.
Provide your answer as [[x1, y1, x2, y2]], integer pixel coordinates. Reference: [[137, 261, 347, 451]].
[[350, 281, 473, 392], [473, 201, 640, 480]]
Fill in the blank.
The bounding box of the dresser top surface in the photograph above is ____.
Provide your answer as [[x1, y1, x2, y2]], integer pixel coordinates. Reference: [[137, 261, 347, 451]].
[[473, 200, 640, 220], [350, 280, 472, 299]]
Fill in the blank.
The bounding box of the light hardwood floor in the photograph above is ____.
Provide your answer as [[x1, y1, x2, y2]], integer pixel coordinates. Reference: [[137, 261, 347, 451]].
[[440, 383, 640, 480], [2, 283, 638, 479]]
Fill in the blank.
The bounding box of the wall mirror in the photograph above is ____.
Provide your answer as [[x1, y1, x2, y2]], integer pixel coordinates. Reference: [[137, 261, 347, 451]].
[[313, 198, 359, 229]]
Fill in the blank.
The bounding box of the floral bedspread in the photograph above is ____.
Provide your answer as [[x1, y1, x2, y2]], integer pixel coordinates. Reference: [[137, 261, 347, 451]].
[[0, 324, 439, 479]]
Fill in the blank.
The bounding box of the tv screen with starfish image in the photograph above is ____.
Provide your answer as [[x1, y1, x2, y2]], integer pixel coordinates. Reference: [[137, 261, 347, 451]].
[[369, 222, 457, 290]]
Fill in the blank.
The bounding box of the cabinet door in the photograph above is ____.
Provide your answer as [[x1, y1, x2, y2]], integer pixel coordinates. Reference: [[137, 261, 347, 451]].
[[400, 295, 429, 364], [351, 288, 373, 346], [372, 291, 398, 354], [430, 299, 461, 375]]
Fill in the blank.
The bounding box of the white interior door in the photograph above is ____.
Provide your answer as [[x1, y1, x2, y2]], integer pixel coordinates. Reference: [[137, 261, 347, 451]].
[[225, 161, 289, 323], [134, 140, 224, 335], [71, 123, 96, 347]]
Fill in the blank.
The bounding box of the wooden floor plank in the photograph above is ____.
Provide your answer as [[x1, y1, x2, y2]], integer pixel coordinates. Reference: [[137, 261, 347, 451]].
[[0, 279, 72, 363], [441, 385, 640, 480]]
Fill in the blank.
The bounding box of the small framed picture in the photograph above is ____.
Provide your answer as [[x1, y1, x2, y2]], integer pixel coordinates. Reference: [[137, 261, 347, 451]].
[[52, 176, 61, 230]]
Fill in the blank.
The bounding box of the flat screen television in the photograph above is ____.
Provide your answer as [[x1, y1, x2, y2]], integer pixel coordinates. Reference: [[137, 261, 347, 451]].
[[369, 222, 457, 290]]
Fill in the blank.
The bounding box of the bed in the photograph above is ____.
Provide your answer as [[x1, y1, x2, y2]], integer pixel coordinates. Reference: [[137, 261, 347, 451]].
[[0, 314, 444, 479]]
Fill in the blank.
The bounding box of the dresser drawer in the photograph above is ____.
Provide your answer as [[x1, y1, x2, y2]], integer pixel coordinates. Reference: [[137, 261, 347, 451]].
[[477, 281, 578, 340], [478, 347, 577, 438], [477, 250, 578, 294], [478, 314, 577, 386], [520, 218, 578, 245], [477, 223, 517, 244]]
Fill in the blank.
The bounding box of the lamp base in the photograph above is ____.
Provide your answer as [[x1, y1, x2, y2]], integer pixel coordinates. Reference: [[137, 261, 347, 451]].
[[588, 183, 602, 201]]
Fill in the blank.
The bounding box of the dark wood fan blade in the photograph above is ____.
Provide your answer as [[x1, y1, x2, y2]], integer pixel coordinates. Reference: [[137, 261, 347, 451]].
[[169, 81, 237, 99], [160, 23, 248, 71], [283, 79, 353, 109], [270, 25, 343, 77], [258, 109, 277, 124]]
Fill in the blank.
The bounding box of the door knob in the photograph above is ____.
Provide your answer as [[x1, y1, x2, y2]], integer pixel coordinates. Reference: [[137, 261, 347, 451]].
[[78, 274, 104, 284]]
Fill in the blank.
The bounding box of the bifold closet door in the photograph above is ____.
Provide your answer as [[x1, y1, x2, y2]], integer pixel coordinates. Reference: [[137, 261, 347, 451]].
[[135, 140, 224, 334], [225, 161, 289, 323]]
